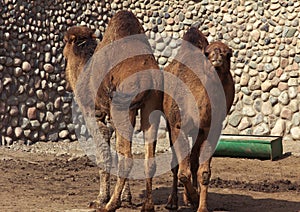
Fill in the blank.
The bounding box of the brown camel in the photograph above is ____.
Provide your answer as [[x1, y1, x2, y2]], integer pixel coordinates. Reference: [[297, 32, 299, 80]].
[[163, 27, 234, 212], [63, 10, 163, 212]]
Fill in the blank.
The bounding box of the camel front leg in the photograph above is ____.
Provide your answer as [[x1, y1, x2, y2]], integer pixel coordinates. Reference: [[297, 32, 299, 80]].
[[103, 108, 135, 211], [197, 126, 218, 212], [142, 129, 157, 212], [97, 171, 111, 205], [197, 156, 212, 212], [89, 170, 111, 209], [104, 131, 133, 211], [88, 120, 112, 208], [165, 160, 179, 210]]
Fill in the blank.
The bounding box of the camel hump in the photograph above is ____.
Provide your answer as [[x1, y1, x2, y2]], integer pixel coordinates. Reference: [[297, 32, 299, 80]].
[[182, 27, 208, 51], [105, 10, 145, 40]]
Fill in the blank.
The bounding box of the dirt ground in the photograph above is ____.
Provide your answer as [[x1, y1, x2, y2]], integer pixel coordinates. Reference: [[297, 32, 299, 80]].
[[0, 142, 300, 212]]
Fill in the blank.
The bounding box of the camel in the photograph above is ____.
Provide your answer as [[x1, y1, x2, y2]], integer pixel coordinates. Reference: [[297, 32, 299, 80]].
[[163, 27, 234, 212], [63, 10, 163, 212]]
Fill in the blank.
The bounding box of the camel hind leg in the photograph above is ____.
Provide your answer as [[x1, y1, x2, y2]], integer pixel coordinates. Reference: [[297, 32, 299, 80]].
[[103, 108, 136, 211], [174, 127, 199, 207], [166, 122, 199, 209], [165, 122, 179, 210], [182, 131, 204, 206], [89, 120, 113, 208], [104, 131, 134, 211], [140, 94, 162, 212]]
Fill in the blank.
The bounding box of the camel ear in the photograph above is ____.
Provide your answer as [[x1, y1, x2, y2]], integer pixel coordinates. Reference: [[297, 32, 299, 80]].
[[204, 48, 209, 57], [226, 48, 233, 58], [68, 35, 76, 44], [64, 34, 74, 43], [67, 34, 92, 44]]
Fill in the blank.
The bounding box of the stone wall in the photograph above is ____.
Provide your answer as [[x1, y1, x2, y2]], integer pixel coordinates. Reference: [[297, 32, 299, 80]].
[[0, 0, 299, 145]]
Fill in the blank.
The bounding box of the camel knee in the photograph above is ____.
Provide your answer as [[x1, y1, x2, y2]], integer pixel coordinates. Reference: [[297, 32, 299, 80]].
[[177, 157, 191, 182], [198, 168, 211, 186], [178, 169, 191, 181], [201, 171, 210, 185], [178, 166, 191, 184]]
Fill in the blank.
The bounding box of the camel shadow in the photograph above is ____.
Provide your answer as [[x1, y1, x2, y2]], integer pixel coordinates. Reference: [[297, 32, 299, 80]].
[[207, 192, 300, 212], [147, 186, 300, 212]]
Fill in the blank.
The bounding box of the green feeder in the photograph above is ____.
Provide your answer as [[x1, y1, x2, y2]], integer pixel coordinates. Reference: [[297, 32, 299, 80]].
[[214, 134, 283, 160]]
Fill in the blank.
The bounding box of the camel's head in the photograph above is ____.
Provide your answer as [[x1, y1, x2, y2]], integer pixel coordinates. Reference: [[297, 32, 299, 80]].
[[63, 26, 98, 92], [182, 27, 209, 52], [63, 26, 98, 61], [205, 41, 232, 68]]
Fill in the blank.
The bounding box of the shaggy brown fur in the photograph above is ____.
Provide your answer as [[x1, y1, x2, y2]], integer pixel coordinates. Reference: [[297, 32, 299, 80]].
[[163, 28, 234, 212], [205, 41, 234, 112], [63, 10, 163, 212], [181, 27, 209, 51], [63, 26, 98, 92]]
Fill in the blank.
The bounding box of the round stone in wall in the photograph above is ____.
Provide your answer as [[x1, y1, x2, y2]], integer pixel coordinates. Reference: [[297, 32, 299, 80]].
[[290, 127, 300, 140], [22, 61, 31, 72], [43, 63, 54, 73]]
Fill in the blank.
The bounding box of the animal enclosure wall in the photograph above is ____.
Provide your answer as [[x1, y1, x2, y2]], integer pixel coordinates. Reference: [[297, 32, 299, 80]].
[[0, 0, 299, 145]]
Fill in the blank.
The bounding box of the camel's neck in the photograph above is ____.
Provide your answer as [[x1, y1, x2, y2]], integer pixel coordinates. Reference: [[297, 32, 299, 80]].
[[65, 38, 97, 92], [216, 62, 230, 79], [216, 62, 234, 113], [66, 56, 88, 91]]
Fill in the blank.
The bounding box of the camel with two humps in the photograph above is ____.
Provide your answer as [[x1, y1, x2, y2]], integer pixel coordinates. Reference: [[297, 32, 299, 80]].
[[163, 27, 235, 212], [63, 10, 163, 212]]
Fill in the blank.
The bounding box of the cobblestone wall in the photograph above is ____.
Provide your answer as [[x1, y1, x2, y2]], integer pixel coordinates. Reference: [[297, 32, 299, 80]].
[[0, 0, 299, 145]]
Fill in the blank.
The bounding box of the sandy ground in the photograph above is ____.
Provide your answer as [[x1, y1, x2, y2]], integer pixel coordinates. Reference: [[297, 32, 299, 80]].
[[0, 138, 300, 212]]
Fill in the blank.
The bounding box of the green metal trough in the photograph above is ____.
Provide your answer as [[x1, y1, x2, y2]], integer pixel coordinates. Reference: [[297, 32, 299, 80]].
[[214, 134, 283, 160]]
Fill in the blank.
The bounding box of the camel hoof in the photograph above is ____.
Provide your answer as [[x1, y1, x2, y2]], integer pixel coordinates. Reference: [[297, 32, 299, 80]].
[[141, 207, 155, 212], [95, 209, 109, 212], [165, 203, 178, 210], [88, 202, 112, 212], [89, 200, 109, 209], [165, 194, 178, 210], [89, 203, 115, 212], [121, 194, 132, 204], [183, 200, 192, 207], [89, 196, 110, 209], [141, 199, 155, 212], [187, 196, 199, 209], [183, 192, 190, 206], [121, 200, 133, 208], [89, 201, 101, 209], [197, 208, 209, 212]]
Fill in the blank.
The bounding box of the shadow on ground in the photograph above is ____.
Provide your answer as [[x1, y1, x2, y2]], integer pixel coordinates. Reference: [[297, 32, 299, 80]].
[[150, 186, 300, 212]]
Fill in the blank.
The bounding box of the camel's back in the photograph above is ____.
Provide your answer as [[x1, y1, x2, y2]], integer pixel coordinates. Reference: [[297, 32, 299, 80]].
[[96, 11, 145, 50], [91, 11, 161, 113], [95, 10, 158, 79]]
